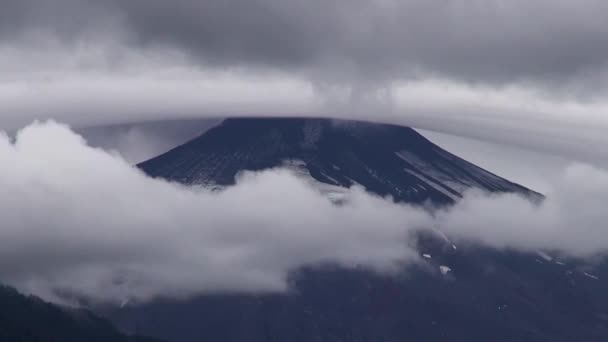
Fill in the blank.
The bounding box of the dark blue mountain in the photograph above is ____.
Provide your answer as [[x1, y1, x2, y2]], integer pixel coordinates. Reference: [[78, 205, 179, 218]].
[[0, 285, 164, 342], [139, 118, 538, 204], [107, 235, 608, 342], [105, 118, 608, 342]]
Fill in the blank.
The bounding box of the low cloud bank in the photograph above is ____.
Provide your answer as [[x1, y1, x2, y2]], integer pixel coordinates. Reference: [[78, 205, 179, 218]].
[[1, 121, 608, 305], [2, 0, 608, 166], [441, 164, 608, 257], [0, 121, 428, 303], [2, 72, 607, 166]]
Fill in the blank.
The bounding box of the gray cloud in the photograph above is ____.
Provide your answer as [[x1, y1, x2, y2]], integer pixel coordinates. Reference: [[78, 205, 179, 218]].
[[2, 0, 608, 88], [0, 121, 429, 304], [2, 0, 608, 168], [441, 163, 608, 258], [3, 73, 607, 168], [420, 129, 571, 194], [3, 122, 608, 306], [3, 1, 608, 305], [117, 0, 608, 87], [0, 0, 117, 42], [78, 119, 221, 163]]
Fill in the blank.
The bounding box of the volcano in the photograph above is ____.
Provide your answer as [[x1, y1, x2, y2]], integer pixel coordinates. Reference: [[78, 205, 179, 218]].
[[139, 118, 537, 204], [108, 118, 608, 342]]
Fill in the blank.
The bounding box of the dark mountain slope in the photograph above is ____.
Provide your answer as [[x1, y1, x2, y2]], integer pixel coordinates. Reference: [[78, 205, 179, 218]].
[[103, 118, 608, 342], [0, 285, 163, 342], [139, 118, 538, 204], [108, 240, 608, 342]]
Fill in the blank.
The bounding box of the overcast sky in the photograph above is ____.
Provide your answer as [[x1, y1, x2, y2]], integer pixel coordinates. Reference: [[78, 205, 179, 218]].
[[1, 0, 608, 175], [3, 0, 608, 303]]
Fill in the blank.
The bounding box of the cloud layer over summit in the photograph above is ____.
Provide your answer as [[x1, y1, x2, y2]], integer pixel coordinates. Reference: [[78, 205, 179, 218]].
[[2, 0, 608, 165]]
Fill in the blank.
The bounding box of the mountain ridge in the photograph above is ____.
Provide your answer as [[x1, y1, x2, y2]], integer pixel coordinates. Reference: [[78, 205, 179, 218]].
[[0, 284, 164, 342], [103, 117, 608, 342], [139, 117, 539, 204]]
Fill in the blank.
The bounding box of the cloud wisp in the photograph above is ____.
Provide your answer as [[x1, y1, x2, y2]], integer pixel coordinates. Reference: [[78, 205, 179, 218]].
[[2, 72, 608, 166], [440, 164, 608, 258]]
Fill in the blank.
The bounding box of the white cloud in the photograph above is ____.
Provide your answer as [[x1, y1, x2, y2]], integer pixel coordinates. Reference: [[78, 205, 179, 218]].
[[3, 0, 608, 309], [3, 121, 608, 306], [0, 121, 429, 304], [1, 65, 608, 166], [2, 0, 608, 170], [441, 164, 608, 258]]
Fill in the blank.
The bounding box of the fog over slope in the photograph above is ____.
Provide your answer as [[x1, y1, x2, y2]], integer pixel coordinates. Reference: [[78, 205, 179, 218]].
[[2, 0, 608, 307], [2, 121, 608, 304]]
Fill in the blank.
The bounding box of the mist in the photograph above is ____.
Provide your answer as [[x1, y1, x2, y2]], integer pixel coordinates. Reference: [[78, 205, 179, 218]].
[[1, 71, 608, 167], [0, 121, 429, 304], [2, 0, 608, 165], [2, 121, 608, 305]]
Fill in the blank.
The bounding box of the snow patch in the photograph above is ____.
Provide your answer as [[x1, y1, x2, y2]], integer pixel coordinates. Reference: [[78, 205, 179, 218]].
[[403, 167, 460, 200], [584, 272, 599, 280], [536, 251, 553, 262], [319, 170, 341, 185], [439, 265, 452, 275]]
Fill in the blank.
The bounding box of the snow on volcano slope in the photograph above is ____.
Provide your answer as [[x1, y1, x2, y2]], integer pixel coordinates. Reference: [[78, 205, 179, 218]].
[[138, 118, 538, 205]]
